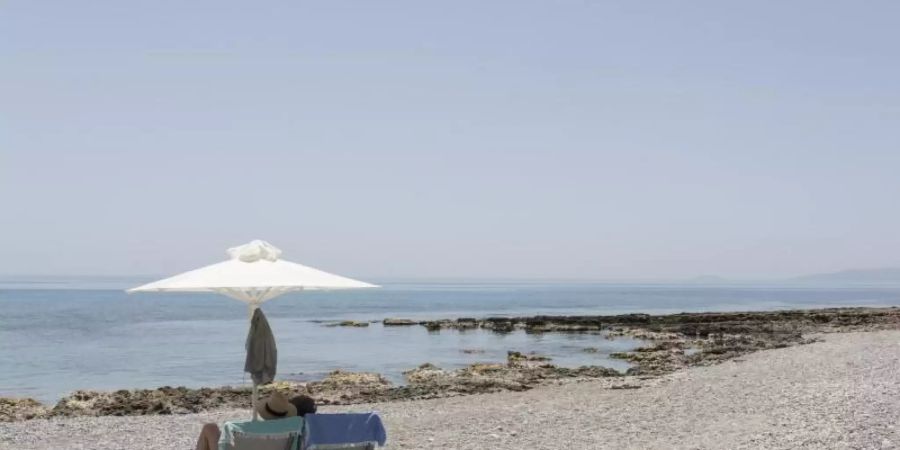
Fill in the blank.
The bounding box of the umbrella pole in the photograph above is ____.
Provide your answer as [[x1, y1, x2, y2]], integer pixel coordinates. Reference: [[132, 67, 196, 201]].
[[252, 383, 259, 421]]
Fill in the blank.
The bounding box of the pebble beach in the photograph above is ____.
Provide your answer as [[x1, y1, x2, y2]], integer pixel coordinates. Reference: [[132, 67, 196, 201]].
[[3, 329, 898, 450]]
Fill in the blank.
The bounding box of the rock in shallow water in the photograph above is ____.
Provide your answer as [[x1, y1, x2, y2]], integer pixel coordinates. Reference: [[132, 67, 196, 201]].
[[506, 351, 552, 368], [315, 370, 391, 388], [383, 318, 419, 326], [403, 363, 447, 383]]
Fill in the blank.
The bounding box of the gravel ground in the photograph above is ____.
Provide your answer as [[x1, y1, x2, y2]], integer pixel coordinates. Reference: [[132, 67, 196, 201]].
[[2, 330, 899, 450]]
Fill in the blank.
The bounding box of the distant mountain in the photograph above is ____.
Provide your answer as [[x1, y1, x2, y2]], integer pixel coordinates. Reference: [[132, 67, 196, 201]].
[[791, 268, 900, 284]]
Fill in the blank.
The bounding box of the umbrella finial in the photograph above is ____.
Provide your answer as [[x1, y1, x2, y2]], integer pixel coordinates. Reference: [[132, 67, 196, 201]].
[[228, 240, 282, 263]]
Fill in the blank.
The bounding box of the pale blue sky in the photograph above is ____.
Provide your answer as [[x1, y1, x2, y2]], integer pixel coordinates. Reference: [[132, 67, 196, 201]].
[[1, 1, 898, 280]]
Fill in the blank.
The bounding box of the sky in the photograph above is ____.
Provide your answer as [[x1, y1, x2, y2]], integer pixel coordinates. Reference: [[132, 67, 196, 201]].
[[1, 1, 899, 280]]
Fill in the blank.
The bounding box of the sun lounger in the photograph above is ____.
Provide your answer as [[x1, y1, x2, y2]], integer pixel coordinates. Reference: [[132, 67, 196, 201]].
[[302, 413, 387, 450], [218, 416, 304, 450], [215, 412, 386, 450]]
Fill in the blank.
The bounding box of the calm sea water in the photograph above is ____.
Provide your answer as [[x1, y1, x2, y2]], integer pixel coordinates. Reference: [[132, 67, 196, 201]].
[[3, 277, 900, 403]]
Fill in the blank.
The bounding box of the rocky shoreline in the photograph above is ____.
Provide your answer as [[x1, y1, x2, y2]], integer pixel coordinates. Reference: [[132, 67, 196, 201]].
[[3, 306, 898, 422]]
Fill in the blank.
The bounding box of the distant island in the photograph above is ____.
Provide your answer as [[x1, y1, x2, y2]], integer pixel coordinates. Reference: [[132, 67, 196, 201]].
[[679, 268, 900, 285], [790, 268, 900, 284]]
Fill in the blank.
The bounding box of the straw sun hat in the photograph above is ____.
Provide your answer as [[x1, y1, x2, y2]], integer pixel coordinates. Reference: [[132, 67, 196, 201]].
[[257, 392, 298, 420]]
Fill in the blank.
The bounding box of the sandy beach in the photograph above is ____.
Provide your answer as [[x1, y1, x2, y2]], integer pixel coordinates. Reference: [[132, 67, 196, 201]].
[[3, 329, 898, 449]]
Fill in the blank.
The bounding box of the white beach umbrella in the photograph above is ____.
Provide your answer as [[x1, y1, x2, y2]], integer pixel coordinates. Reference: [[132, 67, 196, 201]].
[[127, 240, 378, 419]]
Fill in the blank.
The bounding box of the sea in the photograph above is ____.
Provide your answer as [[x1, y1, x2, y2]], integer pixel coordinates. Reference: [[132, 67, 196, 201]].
[[3, 277, 900, 404]]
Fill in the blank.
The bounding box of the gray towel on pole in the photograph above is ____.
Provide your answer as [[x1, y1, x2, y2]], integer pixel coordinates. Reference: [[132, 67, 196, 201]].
[[245, 308, 277, 385]]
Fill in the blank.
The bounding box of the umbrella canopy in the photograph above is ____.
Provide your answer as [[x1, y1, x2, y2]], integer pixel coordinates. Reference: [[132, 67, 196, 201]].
[[127, 239, 378, 420], [128, 240, 378, 304]]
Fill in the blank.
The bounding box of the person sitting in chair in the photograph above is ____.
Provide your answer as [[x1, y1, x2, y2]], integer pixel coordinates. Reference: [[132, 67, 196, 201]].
[[195, 392, 317, 450]]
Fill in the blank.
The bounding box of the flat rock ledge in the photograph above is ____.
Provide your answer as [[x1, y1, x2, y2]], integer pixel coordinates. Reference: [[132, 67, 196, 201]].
[[0, 398, 44, 422], [382, 306, 900, 334], [1, 356, 620, 422], [5, 306, 898, 422], [380, 307, 900, 375]]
